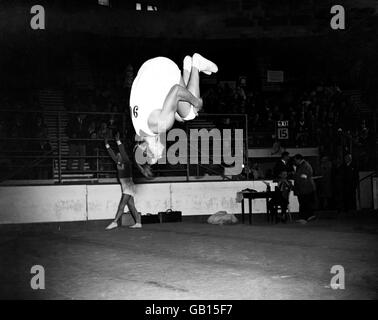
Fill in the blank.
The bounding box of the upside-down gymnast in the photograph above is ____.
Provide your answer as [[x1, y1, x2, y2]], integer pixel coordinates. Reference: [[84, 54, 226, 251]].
[[129, 53, 218, 177], [105, 133, 142, 230]]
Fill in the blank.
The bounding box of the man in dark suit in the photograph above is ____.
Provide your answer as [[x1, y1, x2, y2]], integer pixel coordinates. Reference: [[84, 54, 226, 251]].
[[293, 154, 316, 224], [273, 151, 291, 179]]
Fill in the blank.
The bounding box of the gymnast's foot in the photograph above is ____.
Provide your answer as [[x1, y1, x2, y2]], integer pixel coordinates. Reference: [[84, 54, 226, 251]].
[[129, 223, 142, 229], [105, 221, 118, 230], [183, 55, 192, 73], [192, 53, 218, 75]]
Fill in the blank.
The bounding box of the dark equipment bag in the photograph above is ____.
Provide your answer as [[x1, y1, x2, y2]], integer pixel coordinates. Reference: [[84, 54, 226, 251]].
[[158, 209, 182, 223]]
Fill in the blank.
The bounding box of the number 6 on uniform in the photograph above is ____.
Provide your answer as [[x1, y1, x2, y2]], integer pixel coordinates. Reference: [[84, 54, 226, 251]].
[[133, 106, 138, 118]]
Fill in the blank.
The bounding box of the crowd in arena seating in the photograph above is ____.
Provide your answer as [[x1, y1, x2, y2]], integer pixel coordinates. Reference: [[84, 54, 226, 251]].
[[202, 82, 373, 167], [64, 86, 135, 172], [0, 76, 375, 179], [0, 92, 54, 179]]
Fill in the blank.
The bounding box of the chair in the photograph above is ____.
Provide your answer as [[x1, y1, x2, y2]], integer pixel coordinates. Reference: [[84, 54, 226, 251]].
[[268, 201, 292, 223]]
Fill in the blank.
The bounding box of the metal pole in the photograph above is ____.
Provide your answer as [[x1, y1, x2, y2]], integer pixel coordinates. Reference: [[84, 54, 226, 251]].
[[186, 123, 190, 182], [245, 114, 249, 180], [96, 148, 99, 180], [58, 111, 62, 184], [374, 108, 378, 173]]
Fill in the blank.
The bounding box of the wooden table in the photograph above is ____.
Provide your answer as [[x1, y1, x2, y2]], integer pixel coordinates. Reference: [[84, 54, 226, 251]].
[[240, 191, 275, 224]]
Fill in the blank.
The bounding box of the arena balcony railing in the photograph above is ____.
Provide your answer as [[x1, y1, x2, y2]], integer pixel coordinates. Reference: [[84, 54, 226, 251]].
[[0, 109, 250, 184]]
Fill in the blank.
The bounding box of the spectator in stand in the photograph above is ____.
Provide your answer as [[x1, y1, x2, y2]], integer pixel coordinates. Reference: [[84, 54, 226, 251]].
[[277, 111, 285, 122], [87, 102, 99, 125], [31, 115, 48, 140], [296, 113, 308, 147], [288, 111, 297, 145], [271, 134, 283, 156], [34, 131, 53, 180], [67, 113, 88, 171], [272, 105, 280, 120], [333, 157, 344, 213], [340, 153, 359, 216], [87, 121, 99, 171], [8, 114, 25, 152], [335, 128, 351, 162], [251, 163, 264, 180], [307, 110, 317, 143], [251, 113, 260, 129], [10, 114, 24, 138], [265, 111, 275, 133], [356, 120, 370, 168], [97, 121, 112, 140], [97, 121, 113, 171], [108, 114, 120, 138], [273, 151, 291, 179]]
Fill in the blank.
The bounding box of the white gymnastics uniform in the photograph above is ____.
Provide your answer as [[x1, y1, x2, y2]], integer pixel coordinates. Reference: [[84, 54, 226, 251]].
[[129, 57, 182, 137]]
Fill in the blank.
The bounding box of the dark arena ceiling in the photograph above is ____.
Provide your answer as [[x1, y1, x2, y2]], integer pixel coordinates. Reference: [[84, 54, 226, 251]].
[[1, 0, 378, 95], [0, 0, 377, 40]]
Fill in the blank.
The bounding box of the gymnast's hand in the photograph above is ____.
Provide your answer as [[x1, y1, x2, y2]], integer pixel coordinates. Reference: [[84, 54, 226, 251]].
[[115, 132, 120, 142]]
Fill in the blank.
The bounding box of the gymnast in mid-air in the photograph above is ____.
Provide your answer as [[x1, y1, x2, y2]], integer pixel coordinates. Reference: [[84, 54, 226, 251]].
[[129, 53, 218, 177]]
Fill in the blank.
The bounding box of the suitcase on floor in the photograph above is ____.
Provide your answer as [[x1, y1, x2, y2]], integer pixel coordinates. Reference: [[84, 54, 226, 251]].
[[121, 212, 136, 227], [141, 213, 160, 224], [158, 209, 182, 223]]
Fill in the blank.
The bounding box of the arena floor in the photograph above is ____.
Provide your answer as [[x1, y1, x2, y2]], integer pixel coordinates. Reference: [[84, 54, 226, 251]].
[[1, 213, 377, 300]]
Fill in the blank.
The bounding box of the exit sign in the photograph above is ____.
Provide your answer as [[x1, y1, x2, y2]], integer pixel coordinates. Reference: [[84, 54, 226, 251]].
[[277, 120, 289, 127], [277, 121, 289, 140]]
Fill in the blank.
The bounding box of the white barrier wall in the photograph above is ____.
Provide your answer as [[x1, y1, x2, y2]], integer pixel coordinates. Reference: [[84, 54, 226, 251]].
[[0, 185, 87, 224], [87, 183, 171, 220], [0, 181, 299, 224], [171, 181, 298, 215], [248, 147, 319, 158]]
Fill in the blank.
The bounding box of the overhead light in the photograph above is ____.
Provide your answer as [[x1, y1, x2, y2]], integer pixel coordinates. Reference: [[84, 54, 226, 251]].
[[136, 3, 158, 11], [98, 0, 110, 7], [147, 5, 158, 11]]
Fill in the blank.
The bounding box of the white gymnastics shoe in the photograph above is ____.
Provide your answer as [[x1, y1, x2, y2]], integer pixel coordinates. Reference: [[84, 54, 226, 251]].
[[183, 55, 192, 73], [129, 223, 142, 229], [192, 53, 218, 75], [105, 221, 118, 230]]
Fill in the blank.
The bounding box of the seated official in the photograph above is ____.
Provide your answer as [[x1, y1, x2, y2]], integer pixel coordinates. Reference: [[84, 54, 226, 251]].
[[268, 170, 293, 223]]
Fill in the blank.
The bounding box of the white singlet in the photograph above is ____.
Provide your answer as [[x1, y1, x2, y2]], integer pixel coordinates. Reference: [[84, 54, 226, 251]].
[[129, 57, 182, 137]]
